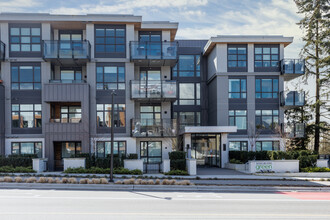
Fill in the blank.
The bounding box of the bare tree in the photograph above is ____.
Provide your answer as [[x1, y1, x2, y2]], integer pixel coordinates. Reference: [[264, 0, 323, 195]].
[[247, 123, 263, 152]]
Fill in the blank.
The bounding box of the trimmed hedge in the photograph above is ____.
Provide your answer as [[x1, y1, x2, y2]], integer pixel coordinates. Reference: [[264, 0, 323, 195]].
[[0, 155, 37, 168], [127, 154, 138, 159], [63, 166, 143, 175], [165, 170, 189, 175], [169, 152, 186, 160], [0, 166, 36, 173], [71, 153, 124, 169], [229, 150, 318, 169], [301, 167, 330, 172], [169, 151, 186, 171]]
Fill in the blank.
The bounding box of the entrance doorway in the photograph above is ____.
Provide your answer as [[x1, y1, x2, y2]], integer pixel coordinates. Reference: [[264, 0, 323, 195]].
[[54, 142, 82, 171], [191, 134, 221, 167]]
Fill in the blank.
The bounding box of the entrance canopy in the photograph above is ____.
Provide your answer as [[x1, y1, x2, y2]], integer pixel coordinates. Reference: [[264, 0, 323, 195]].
[[180, 126, 237, 135]]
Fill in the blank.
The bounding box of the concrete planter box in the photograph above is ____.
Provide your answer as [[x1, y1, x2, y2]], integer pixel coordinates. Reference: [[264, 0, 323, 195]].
[[186, 159, 196, 176], [248, 160, 299, 173], [124, 159, 143, 172], [32, 158, 48, 172], [317, 159, 329, 168], [161, 159, 170, 173], [63, 158, 85, 171], [225, 162, 247, 171]]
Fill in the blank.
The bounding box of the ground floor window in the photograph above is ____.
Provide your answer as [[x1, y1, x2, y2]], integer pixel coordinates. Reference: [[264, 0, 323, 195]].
[[61, 142, 81, 158], [229, 141, 248, 151], [140, 141, 162, 163], [256, 141, 280, 151], [11, 142, 42, 158], [96, 141, 126, 158]]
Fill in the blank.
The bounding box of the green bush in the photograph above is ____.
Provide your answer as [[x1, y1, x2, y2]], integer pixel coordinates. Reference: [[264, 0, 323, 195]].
[[298, 155, 317, 169], [229, 159, 243, 164], [170, 159, 186, 171], [301, 167, 330, 172], [127, 154, 138, 159], [0, 166, 36, 173], [165, 170, 189, 175], [63, 166, 142, 175], [169, 151, 186, 160], [0, 155, 37, 168]]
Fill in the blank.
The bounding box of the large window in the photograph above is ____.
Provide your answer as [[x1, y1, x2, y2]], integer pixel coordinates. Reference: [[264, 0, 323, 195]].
[[228, 45, 247, 69], [174, 112, 201, 129], [12, 104, 42, 128], [255, 78, 278, 98], [95, 25, 125, 57], [60, 106, 81, 123], [256, 141, 280, 151], [254, 45, 279, 68], [172, 55, 200, 77], [10, 25, 41, 53], [176, 83, 200, 105], [229, 79, 246, 98], [96, 65, 125, 90], [59, 69, 82, 82], [140, 141, 162, 163], [97, 104, 126, 128], [11, 142, 42, 158], [96, 141, 126, 158], [11, 65, 41, 90], [229, 110, 247, 130], [229, 142, 248, 151], [255, 110, 279, 129], [61, 142, 81, 158]]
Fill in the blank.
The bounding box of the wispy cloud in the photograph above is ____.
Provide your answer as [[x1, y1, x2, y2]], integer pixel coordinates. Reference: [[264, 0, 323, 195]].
[[0, 0, 40, 12]]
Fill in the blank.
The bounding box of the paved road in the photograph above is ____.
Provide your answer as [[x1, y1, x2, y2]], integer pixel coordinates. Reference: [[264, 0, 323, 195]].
[[0, 189, 329, 219]]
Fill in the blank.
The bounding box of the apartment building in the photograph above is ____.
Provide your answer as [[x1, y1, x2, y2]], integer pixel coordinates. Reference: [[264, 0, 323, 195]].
[[0, 13, 305, 171]]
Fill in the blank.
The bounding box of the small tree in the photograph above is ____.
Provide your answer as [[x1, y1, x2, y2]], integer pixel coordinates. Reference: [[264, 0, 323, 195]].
[[247, 123, 263, 152]]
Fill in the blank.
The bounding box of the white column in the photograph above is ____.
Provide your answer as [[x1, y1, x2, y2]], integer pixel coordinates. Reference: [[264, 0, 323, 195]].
[[126, 24, 135, 59], [248, 43, 254, 72], [218, 44, 227, 72], [86, 24, 94, 59], [221, 133, 229, 167]]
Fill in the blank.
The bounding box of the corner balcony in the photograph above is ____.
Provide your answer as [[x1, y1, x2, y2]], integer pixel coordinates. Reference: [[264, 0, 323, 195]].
[[280, 91, 305, 109], [43, 40, 91, 66], [130, 41, 178, 67], [130, 80, 177, 102], [131, 118, 177, 138], [44, 81, 89, 102], [0, 41, 5, 61], [280, 59, 305, 80], [282, 123, 305, 138]]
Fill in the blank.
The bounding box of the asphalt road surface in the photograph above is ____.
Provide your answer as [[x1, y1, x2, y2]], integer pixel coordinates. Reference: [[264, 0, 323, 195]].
[[0, 189, 329, 219]]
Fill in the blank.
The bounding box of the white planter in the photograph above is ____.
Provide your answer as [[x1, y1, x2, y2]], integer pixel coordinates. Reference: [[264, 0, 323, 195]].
[[248, 160, 299, 173], [225, 163, 247, 171], [161, 159, 170, 173], [317, 159, 329, 168], [32, 158, 48, 172], [186, 159, 196, 176], [124, 159, 143, 172], [63, 158, 85, 171]]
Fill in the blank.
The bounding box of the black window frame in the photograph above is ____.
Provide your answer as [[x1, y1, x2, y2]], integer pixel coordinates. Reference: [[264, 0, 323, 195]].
[[255, 109, 279, 130], [11, 63, 41, 90], [227, 44, 247, 72], [11, 142, 42, 158], [96, 63, 125, 90], [174, 111, 201, 129], [229, 141, 248, 151], [96, 103, 126, 128], [229, 78, 247, 99], [255, 78, 279, 99], [172, 54, 201, 78], [176, 82, 200, 105], [60, 105, 82, 123], [229, 110, 247, 130], [254, 44, 280, 72], [94, 24, 126, 58], [59, 68, 83, 82], [9, 23, 42, 57], [96, 141, 127, 158], [140, 141, 162, 164], [256, 141, 280, 151], [11, 104, 42, 128]]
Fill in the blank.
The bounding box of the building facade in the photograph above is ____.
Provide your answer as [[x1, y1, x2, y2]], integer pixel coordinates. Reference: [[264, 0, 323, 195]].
[[0, 13, 305, 171]]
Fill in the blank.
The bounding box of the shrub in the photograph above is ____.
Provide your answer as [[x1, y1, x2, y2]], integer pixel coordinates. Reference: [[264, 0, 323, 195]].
[[229, 159, 243, 164], [115, 180, 123, 184], [55, 178, 62, 184], [63, 167, 142, 175], [176, 180, 191, 185], [0, 155, 36, 168], [127, 154, 138, 159], [37, 177, 47, 183], [147, 180, 155, 185], [47, 177, 55, 183], [123, 178, 135, 184], [14, 176, 23, 183], [25, 177, 37, 183], [91, 178, 101, 184], [170, 159, 186, 171], [301, 167, 330, 172], [135, 179, 142, 185], [0, 178, 3, 182], [79, 178, 89, 184], [155, 179, 161, 185], [0, 166, 35, 173], [169, 152, 186, 160], [161, 179, 170, 185], [100, 178, 108, 184], [165, 170, 189, 176], [4, 176, 13, 182], [61, 177, 68, 184], [141, 180, 148, 185], [68, 178, 78, 184]]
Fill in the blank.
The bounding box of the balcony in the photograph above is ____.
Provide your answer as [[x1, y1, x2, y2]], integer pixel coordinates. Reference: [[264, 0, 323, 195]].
[[0, 41, 4, 61], [130, 80, 177, 102], [44, 83, 89, 102], [282, 123, 305, 138], [280, 91, 305, 109], [43, 40, 91, 66], [130, 41, 178, 67], [49, 79, 86, 84], [280, 59, 305, 80], [131, 119, 177, 138]]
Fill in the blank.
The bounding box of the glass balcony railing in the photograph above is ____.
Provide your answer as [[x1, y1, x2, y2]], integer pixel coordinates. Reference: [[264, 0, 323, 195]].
[[49, 79, 86, 84], [0, 41, 5, 61], [130, 41, 178, 66], [49, 118, 81, 123], [282, 123, 305, 138], [280, 59, 305, 76], [131, 118, 177, 137], [43, 40, 91, 61], [280, 91, 305, 108], [130, 80, 177, 101]]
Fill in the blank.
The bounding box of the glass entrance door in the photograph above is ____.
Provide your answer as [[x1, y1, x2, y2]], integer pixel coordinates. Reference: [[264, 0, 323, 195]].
[[191, 134, 220, 167], [140, 69, 161, 98]]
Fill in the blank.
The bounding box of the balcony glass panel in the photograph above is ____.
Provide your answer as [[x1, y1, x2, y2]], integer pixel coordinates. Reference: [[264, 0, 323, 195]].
[[130, 41, 178, 60], [131, 80, 177, 100], [131, 119, 177, 137], [281, 59, 305, 74], [281, 91, 305, 107], [284, 123, 305, 138], [43, 40, 91, 60]]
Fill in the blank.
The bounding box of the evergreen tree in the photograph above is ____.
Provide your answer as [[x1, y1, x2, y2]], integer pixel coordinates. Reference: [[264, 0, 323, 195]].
[[294, 0, 330, 153]]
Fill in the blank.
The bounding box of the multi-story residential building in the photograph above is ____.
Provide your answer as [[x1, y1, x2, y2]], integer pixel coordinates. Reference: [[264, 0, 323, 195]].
[[0, 13, 305, 172]]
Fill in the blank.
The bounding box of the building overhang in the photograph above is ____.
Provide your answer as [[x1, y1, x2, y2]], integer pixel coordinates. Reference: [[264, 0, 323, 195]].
[[141, 21, 178, 41], [203, 35, 294, 56], [180, 126, 237, 135]]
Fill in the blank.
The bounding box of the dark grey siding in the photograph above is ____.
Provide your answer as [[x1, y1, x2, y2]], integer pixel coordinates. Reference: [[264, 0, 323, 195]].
[[0, 85, 4, 155], [177, 40, 208, 50], [207, 78, 217, 126]]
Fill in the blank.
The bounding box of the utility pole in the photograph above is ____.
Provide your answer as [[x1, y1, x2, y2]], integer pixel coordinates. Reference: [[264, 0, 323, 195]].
[[109, 90, 116, 182]]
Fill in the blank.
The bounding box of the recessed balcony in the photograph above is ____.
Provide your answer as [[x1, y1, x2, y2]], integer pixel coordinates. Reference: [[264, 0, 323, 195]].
[[282, 123, 305, 138], [280, 91, 305, 109], [131, 118, 177, 138], [43, 40, 91, 66], [280, 59, 305, 80], [130, 41, 178, 67], [130, 80, 177, 102], [0, 41, 5, 61]]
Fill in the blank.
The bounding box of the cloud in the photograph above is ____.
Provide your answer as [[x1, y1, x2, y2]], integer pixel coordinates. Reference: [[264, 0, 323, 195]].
[[0, 0, 40, 12]]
